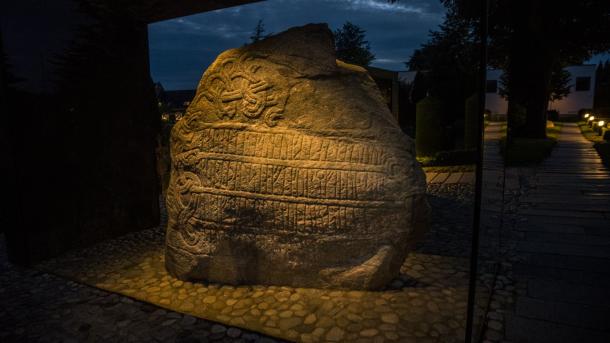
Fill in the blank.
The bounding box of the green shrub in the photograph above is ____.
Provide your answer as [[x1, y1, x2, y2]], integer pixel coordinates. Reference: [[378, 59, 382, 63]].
[[508, 103, 527, 136], [433, 149, 477, 165], [417, 149, 477, 166], [501, 137, 557, 166], [416, 96, 444, 157], [578, 108, 594, 120], [500, 122, 563, 166], [547, 110, 559, 121], [464, 93, 479, 149]]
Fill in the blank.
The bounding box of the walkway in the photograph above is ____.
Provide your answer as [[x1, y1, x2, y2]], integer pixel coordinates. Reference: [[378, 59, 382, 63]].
[[504, 123, 610, 342], [426, 171, 475, 185]]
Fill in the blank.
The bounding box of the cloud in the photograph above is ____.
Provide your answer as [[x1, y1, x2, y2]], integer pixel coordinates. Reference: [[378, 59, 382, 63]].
[[175, 18, 201, 30], [149, 0, 446, 89], [375, 58, 405, 64], [337, 0, 424, 14]]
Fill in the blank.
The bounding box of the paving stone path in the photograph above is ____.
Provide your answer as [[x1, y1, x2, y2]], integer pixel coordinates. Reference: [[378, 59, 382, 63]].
[[425, 171, 476, 185], [500, 123, 610, 342]]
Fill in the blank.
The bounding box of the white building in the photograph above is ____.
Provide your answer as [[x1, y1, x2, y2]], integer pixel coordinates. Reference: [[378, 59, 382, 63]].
[[485, 69, 508, 118], [485, 65, 597, 119]]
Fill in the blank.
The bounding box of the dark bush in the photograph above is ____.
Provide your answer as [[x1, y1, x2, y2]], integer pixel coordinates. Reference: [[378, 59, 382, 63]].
[[508, 103, 527, 137], [547, 109, 559, 121], [416, 96, 444, 157], [500, 137, 557, 166], [464, 93, 479, 149], [578, 108, 594, 120], [432, 149, 478, 166]]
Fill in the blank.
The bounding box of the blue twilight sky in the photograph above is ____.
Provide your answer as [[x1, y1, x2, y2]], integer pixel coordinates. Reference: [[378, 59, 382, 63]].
[[148, 0, 447, 90], [148, 0, 610, 91]]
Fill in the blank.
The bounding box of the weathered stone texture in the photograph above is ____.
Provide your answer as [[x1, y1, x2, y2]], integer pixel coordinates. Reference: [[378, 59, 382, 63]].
[[165, 24, 429, 289]]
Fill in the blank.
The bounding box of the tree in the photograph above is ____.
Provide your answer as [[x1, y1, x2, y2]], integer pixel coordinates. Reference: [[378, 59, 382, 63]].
[[406, 7, 478, 128], [419, 0, 610, 138], [548, 68, 571, 102], [333, 21, 375, 66], [499, 66, 571, 102], [247, 19, 271, 44], [486, 0, 610, 138], [595, 60, 610, 112]]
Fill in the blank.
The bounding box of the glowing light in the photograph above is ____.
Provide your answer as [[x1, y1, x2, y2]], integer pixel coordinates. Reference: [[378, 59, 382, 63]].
[[598, 120, 605, 127], [588, 116, 595, 121], [584, 113, 590, 118]]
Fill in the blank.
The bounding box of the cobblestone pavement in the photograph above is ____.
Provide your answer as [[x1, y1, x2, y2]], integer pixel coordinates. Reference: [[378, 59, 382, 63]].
[[0, 235, 288, 343], [0, 178, 486, 343], [481, 123, 610, 343]]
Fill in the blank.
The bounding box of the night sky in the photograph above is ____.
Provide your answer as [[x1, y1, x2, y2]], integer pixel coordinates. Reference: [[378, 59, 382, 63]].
[[148, 0, 446, 90], [3, 0, 606, 93]]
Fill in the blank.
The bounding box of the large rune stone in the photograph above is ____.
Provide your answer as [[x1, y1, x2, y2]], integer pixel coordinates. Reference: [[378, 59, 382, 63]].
[[165, 24, 430, 290]]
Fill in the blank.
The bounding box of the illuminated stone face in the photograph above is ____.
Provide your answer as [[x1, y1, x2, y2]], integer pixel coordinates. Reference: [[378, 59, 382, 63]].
[[165, 24, 429, 290]]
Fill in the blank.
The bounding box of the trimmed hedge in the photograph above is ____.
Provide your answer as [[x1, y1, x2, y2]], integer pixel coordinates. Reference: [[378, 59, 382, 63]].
[[464, 93, 479, 149], [416, 96, 444, 157], [547, 109, 559, 121]]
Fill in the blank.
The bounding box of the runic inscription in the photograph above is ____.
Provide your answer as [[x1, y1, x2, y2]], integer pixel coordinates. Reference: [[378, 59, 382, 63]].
[[165, 24, 429, 290]]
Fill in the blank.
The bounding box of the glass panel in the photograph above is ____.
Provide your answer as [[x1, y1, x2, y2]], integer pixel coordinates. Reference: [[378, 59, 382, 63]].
[[476, 2, 610, 343], [1, 1, 489, 342]]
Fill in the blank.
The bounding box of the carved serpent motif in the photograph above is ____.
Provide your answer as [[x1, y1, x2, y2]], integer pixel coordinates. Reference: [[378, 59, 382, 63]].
[[171, 171, 204, 247], [193, 53, 285, 127]]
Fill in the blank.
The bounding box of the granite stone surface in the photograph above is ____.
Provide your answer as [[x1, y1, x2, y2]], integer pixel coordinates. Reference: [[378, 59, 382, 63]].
[[165, 24, 429, 289]]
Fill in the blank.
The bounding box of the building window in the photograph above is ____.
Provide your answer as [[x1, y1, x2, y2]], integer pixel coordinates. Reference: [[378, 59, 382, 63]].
[[486, 80, 498, 93], [575, 77, 591, 91]]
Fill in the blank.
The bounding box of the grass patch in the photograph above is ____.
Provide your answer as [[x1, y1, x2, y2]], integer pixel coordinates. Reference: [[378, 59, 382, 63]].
[[417, 149, 478, 167], [422, 164, 475, 173], [499, 122, 507, 132], [579, 121, 603, 141], [578, 121, 610, 168], [500, 122, 563, 166], [547, 122, 563, 140]]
